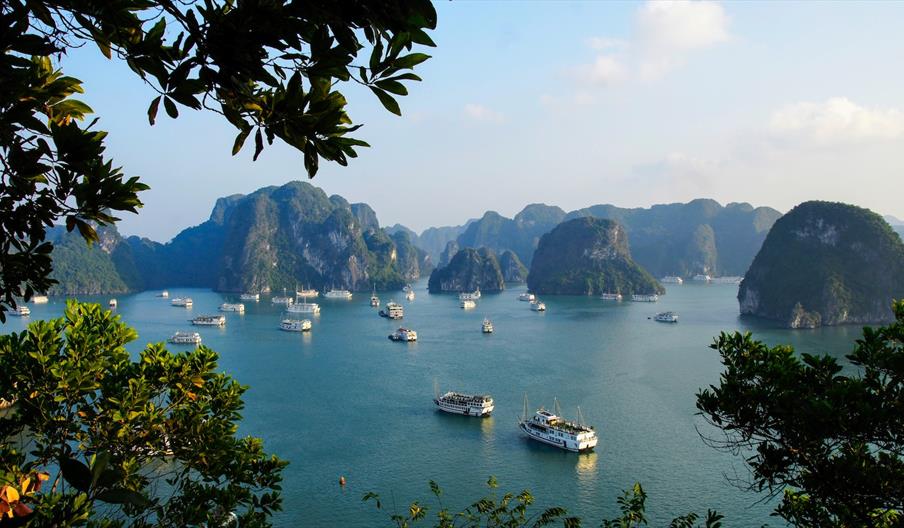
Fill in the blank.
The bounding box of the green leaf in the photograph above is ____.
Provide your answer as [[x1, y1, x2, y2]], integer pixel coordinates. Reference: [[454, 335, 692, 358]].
[[253, 129, 264, 161], [91, 451, 111, 487], [96, 488, 150, 508], [60, 456, 92, 493], [163, 97, 178, 119], [147, 96, 161, 126], [232, 128, 251, 156], [393, 53, 431, 69], [375, 80, 408, 96], [369, 87, 401, 116]]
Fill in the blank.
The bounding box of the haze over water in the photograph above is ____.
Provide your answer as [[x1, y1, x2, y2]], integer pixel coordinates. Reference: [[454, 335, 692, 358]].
[[3, 282, 859, 526]]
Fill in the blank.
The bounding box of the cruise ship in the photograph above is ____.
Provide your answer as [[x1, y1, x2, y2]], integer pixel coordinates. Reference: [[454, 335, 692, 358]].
[[171, 297, 193, 307], [219, 303, 245, 313], [654, 311, 679, 323], [433, 391, 494, 416], [459, 288, 481, 301], [406, 289, 415, 301], [324, 289, 353, 299], [9, 305, 30, 317], [631, 294, 659, 302], [279, 319, 312, 332], [519, 401, 598, 452], [388, 327, 417, 342], [271, 296, 293, 305], [711, 276, 743, 284], [31, 295, 48, 304], [296, 288, 319, 298], [108, 299, 117, 308], [530, 300, 546, 312], [482, 319, 494, 333], [379, 301, 403, 319], [692, 274, 712, 282], [287, 298, 320, 315], [518, 292, 535, 302], [661, 276, 684, 284], [158, 290, 169, 298], [169, 331, 202, 345], [191, 315, 226, 327], [600, 292, 623, 301], [370, 294, 380, 307], [460, 299, 476, 309], [239, 293, 260, 301]]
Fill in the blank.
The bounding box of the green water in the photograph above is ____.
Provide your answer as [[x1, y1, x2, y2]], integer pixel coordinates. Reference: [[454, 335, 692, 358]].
[[3, 282, 861, 526]]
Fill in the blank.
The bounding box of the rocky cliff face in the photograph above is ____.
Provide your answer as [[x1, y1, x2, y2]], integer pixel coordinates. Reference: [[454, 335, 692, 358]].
[[428, 247, 505, 293], [499, 250, 527, 283], [527, 217, 663, 296], [739, 201, 904, 327]]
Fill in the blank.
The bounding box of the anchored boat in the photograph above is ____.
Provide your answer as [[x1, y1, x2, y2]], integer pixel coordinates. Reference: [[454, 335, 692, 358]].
[[169, 331, 202, 345], [518, 292, 535, 302], [279, 319, 312, 332], [240, 293, 260, 301], [519, 397, 598, 452], [379, 301, 403, 319], [9, 305, 30, 317], [482, 318, 494, 333], [654, 311, 678, 323], [171, 297, 193, 307], [530, 300, 546, 312], [433, 391, 494, 417], [460, 299, 476, 309], [388, 327, 417, 342], [191, 315, 226, 327]]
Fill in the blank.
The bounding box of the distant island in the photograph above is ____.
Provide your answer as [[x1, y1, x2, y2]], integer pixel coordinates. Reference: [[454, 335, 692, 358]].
[[739, 201, 904, 328], [527, 217, 664, 296], [428, 247, 505, 293]]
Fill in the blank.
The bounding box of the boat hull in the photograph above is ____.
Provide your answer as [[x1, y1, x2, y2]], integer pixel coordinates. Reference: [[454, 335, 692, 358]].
[[518, 422, 597, 452]]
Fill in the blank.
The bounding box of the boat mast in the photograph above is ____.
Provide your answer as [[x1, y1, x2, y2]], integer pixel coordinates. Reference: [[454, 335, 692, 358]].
[[577, 405, 586, 426], [521, 393, 529, 422], [554, 397, 562, 417], [433, 379, 440, 399]]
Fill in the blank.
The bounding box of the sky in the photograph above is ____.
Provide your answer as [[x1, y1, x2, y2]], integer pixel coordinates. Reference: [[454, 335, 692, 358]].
[[62, 1, 904, 241]]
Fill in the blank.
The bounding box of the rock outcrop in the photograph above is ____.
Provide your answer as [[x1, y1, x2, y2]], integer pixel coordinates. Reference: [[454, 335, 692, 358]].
[[428, 247, 505, 293], [499, 250, 527, 283]]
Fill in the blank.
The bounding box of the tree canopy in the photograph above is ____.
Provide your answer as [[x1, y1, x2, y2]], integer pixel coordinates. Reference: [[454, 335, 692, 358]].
[[0, 0, 436, 318]]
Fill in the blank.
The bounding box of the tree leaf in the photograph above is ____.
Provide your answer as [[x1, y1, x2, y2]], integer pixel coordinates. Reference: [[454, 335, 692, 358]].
[[232, 128, 251, 156], [96, 488, 150, 508], [369, 87, 401, 116], [393, 53, 431, 69], [59, 456, 92, 493], [147, 96, 161, 126], [163, 97, 178, 119]]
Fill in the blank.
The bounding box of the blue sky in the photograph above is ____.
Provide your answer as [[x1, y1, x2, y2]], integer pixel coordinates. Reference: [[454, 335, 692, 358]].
[[63, 1, 904, 240]]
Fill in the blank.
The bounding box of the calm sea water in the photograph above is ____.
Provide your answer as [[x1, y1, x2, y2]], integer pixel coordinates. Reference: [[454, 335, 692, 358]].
[[3, 282, 862, 527]]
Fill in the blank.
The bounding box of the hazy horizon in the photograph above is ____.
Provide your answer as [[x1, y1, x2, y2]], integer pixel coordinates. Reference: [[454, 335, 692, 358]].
[[61, 1, 904, 240]]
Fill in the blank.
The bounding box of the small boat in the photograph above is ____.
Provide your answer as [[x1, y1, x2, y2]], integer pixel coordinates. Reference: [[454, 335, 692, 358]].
[[600, 292, 623, 301], [459, 290, 480, 302], [31, 295, 49, 304], [654, 311, 679, 323], [191, 315, 226, 327], [405, 289, 415, 301], [519, 401, 598, 452], [279, 318, 312, 332], [460, 299, 476, 309], [661, 276, 684, 284], [169, 331, 202, 345], [9, 305, 30, 317], [108, 299, 118, 308], [171, 297, 193, 307], [388, 327, 417, 342], [158, 290, 170, 298], [518, 292, 535, 302], [434, 391, 494, 416], [219, 303, 245, 313], [271, 296, 293, 305], [482, 319, 494, 333], [370, 286, 380, 307], [692, 274, 712, 282], [402, 284, 413, 293], [324, 289, 353, 300], [631, 294, 659, 302], [530, 300, 546, 312], [379, 301, 404, 319], [711, 276, 743, 284], [296, 288, 319, 298], [287, 300, 320, 314], [240, 293, 260, 301]]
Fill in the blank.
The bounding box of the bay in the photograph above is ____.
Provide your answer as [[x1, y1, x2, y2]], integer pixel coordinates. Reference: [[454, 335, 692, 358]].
[[2, 281, 861, 526]]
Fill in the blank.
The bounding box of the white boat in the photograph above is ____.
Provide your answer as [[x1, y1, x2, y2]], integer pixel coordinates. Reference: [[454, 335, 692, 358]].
[[433, 391, 494, 417], [240, 293, 260, 301], [219, 303, 245, 313], [388, 327, 417, 342], [31, 295, 48, 304], [654, 311, 679, 323], [460, 299, 476, 309], [287, 300, 321, 314], [519, 402, 598, 452], [158, 290, 169, 298], [191, 315, 226, 327], [402, 284, 412, 293], [692, 274, 712, 282], [711, 276, 743, 284], [9, 305, 30, 317], [530, 300, 546, 312], [459, 290, 480, 301], [324, 289, 353, 300], [379, 301, 403, 319], [279, 318, 312, 332], [661, 276, 684, 284], [108, 299, 118, 308], [405, 289, 415, 301], [631, 294, 659, 302], [296, 288, 319, 298], [271, 296, 293, 305], [518, 292, 535, 302], [482, 319, 494, 333], [600, 292, 623, 301], [169, 331, 202, 345], [171, 297, 193, 307]]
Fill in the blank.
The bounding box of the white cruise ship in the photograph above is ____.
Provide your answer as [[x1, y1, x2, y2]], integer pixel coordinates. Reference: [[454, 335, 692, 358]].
[[287, 299, 320, 315], [692, 274, 712, 282], [219, 303, 245, 313], [191, 315, 226, 327], [108, 299, 117, 308], [530, 300, 546, 312], [389, 327, 417, 342], [654, 311, 679, 323], [158, 290, 169, 298], [171, 297, 193, 307], [370, 294, 380, 307], [661, 276, 684, 284], [519, 402, 598, 452], [600, 292, 622, 301], [433, 391, 494, 417], [240, 293, 260, 301], [31, 295, 49, 304], [711, 276, 743, 284], [324, 289, 353, 299], [631, 294, 659, 302], [379, 301, 403, 319], [169, 331, 202, 345], [406, 289, 415, 301], [279, 318, 311, 332], [271, 296, 293, 305], [460, 299, 476, 309], [482, 318, 494, 333], [9, 305, 30, 317], [518, 292, 535, 302], [296, 288, 319, 298], [459, 288, 481, 301]]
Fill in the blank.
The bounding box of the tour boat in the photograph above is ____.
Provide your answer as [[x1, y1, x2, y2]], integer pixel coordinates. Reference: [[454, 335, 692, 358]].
[[370, 286, 380, 307], [279, 318, 312, 332], [388, 327, 417, 342], [191, 315, 226, 327], [9, 305, 30, 317], [324, 289, 353, 299], [240, 293, 260, 301], [158, 290, 170, 298], [379, 301, 404, 319], [600, 292, 623, 301], [631, 294, 659, 302], [271, 296, 293, 305], [296, 288, 319, 298], [169, 331, 202, 345], [519, 399, 598, 452], [402, 284, 413, 293], [482, 318, 494, 333], [530, 300, 546, 312], [219, 303, 245, 313], [433, 391, 494, 417], [518, 292, 535, 302], [654, 311, 679, 323], [711, 276, 742, 284], [692, 274, 712, 282], [460, 299, 476, 309], [287, 300, 320, 315], [31, 295, 48, 304], [171, 297, 193, 307], [406, 289, 415, 301], [661, 276, 684, 284], [108, 299, 117, 308]]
